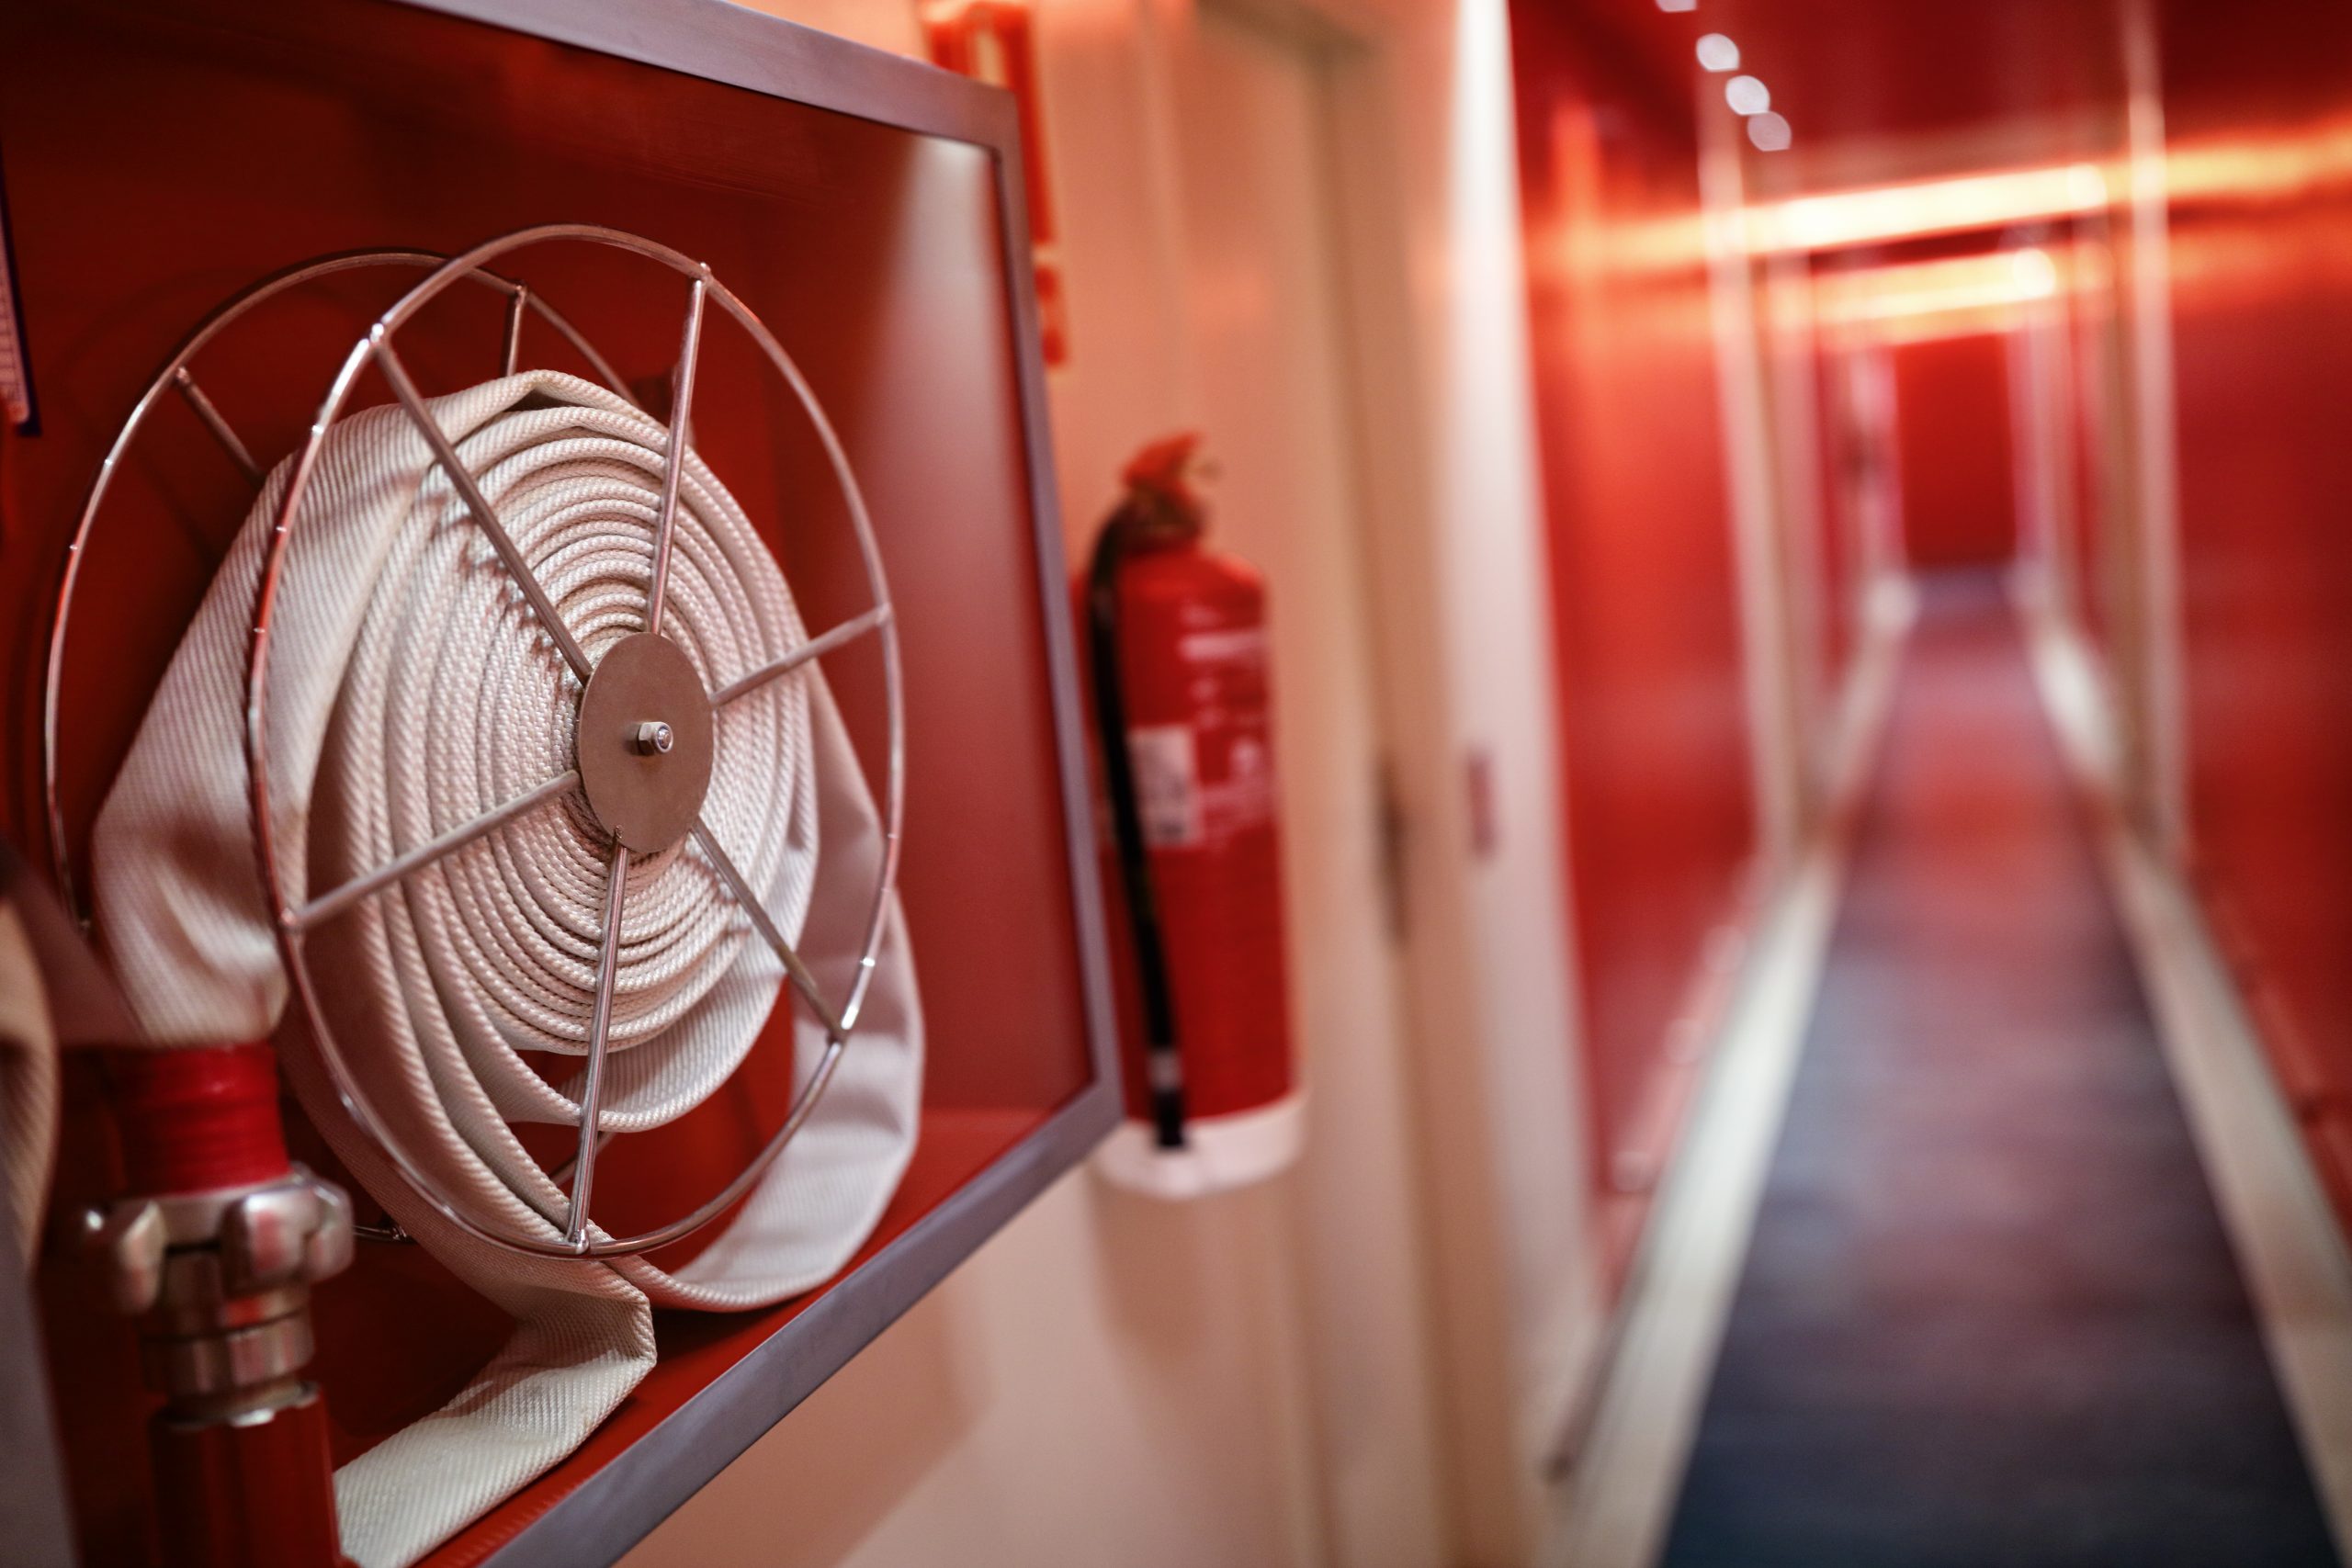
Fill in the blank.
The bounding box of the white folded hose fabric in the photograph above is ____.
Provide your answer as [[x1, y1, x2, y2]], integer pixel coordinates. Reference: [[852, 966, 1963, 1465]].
[[91, 370, 922, 1568], [0, 901, 58, 1266]]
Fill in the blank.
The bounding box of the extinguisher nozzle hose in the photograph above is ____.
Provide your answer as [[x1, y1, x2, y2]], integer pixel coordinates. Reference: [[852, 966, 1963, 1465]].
[[1089, 511, 1191, 1153], [1147, 1055, 1187, 1150]]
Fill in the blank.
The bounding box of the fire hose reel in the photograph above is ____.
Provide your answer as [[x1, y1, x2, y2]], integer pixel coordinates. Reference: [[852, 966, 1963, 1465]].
[[43, 227, 922, 1566]]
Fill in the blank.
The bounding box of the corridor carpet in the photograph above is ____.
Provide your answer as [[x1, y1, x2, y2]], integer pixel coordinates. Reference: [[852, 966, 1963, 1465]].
[[1658, 570, 2340, 1567]]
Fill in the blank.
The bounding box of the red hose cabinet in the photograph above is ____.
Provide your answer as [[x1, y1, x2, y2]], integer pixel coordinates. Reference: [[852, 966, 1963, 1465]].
[[0, 3, 1119, 1562]]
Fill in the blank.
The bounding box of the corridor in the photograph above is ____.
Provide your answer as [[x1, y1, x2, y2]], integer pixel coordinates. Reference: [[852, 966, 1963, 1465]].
[[1662, 573, 2335, 1566], [17, 2, 2352, 1564]]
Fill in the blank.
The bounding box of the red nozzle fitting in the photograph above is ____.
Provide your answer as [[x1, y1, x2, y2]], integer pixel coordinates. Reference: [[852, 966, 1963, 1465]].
[[1119, 432, 1210, 541], [106, 1044, 290, 1196]]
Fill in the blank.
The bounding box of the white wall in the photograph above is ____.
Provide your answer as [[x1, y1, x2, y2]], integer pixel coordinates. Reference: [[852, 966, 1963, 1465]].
[[1331, 1, 1608, 1553], [623, 1, 1590, 1562]]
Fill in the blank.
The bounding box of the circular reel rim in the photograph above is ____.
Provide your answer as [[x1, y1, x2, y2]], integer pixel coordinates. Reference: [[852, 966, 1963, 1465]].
[[44, 247, 637, 922], [243, 223, 906, 1262]]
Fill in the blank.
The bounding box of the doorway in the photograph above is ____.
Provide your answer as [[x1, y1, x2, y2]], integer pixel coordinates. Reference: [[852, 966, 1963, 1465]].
[[1170, 7, 1451, 1564]]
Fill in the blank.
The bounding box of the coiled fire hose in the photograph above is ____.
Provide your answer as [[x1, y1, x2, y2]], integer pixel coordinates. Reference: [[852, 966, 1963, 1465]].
[[90, 370, 922, 1567]]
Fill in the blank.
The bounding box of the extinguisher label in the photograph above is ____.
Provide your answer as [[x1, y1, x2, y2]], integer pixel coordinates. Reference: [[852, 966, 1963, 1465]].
[[1208, 733, 1278, 840], [1126, 724, 1204, 849]]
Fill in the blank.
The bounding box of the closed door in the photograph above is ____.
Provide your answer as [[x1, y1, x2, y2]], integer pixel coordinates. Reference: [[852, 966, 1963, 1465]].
[[1894, 331, 2020, 568], [1173, 9, 1449, 1567]]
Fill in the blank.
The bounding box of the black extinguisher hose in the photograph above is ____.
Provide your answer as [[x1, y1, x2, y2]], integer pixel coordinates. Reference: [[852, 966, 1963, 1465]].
[[1085, 513, 1190, 1149]]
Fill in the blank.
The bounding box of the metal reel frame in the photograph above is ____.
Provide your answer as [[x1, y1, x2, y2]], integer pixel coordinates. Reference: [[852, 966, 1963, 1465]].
[[254, 223, 906, 1261], [44, 247, 636, 919], [63, 225, 906, 1263]]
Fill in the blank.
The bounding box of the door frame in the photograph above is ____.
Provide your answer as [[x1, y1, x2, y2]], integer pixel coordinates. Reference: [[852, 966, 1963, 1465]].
[[1157, 0, 1611, 1559]]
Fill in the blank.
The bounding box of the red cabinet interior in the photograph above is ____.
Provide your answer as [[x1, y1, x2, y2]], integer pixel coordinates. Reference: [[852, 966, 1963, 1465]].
[[0, 2, 1115, 1561]]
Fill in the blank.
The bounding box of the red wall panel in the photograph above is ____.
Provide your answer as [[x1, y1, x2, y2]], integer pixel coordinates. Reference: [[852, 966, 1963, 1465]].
[[1893, 331, 2019, 569], [2162, 2, 2352, 1225], [2063, 233, 2116, 653], [1510, 4, 1756, 1277], [1814, 346, 1859, 690]]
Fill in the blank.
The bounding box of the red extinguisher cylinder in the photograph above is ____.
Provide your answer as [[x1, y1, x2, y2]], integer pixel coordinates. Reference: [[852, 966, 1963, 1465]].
[[1107, 540, 1295, 1122], [1084, 434, 1297, 1151]]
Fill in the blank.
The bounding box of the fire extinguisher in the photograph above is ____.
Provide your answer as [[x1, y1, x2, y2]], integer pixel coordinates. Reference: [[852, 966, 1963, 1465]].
[[1084, 434, 1303, 1197]]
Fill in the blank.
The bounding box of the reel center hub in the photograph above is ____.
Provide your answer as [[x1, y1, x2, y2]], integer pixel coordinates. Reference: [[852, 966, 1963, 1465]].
[[576, 631, 714, 852]]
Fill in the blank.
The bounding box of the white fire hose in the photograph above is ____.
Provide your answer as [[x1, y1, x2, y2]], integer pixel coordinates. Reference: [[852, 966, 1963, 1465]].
[[90, 370, 922, 1567]]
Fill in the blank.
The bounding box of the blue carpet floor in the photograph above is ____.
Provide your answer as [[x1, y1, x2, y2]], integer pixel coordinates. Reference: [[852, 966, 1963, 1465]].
[[1658, 570, 2339, 1567]]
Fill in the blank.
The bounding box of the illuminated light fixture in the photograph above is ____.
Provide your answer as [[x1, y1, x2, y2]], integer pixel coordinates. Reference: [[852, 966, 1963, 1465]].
[[1657, 0, 1698, 10], [1696, 33, 1740, 71], [2011, 247, 2059, 295], [1758, 162, 2110, 250], [1725, 74, 1770, 115], [1747, 111, 1792, 152], [2165, 115, 2352, 204], [1816, 249, 2061, 336]]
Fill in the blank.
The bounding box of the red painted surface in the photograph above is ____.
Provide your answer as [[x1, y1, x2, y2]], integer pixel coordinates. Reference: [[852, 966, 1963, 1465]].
[[148, 1387, 348, 1568], [1093, 533, 1295, 1124], [1812, 333, 1897, 700], [1813, 345, 1858, 693], [0, 4, 1098, 1561], [2162, 3, 2352, 1230], [1511, 4, 1757, 1281], [1893, 332, 2019, 568], [2061, 236, 2116, 656], [105, 1043, 291, 1197]]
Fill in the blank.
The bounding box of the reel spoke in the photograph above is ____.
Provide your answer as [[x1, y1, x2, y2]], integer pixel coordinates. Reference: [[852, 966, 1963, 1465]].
[[690, 818, 846, 1041], [566, 840, 631, 1247], [171, 367, 262, 483], [594, 1033, 847, 1258], [288, 768, 581, 933], [546, 1127, 616, 1190], [374, 331, 595, 682], [500, 283, 529, 377], [644, 276, 707, 640], [711, 604, 892, 707]]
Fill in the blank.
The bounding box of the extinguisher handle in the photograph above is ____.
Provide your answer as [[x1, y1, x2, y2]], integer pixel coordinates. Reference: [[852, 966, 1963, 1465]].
[[1085, 516, 1190, 1150]]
